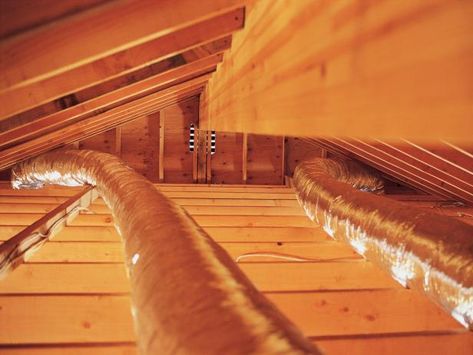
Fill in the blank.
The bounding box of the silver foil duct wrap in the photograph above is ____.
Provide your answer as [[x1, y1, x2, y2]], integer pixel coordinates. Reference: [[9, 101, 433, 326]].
[[293, 158, 473, 330], [11, 150, 320, 355]]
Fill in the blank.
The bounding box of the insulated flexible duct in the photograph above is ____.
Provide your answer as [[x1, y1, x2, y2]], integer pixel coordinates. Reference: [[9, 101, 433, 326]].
[[293, 158, 473, 329], [11, 150, 320, 355]]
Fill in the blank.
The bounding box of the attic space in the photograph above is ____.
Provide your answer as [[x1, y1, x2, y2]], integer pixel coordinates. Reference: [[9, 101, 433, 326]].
[[0, 1, 472, 354]]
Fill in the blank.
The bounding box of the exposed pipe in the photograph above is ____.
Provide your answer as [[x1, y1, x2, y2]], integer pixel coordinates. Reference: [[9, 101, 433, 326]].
[[11, 150, 320, 355], [293, 158, 473, 330]]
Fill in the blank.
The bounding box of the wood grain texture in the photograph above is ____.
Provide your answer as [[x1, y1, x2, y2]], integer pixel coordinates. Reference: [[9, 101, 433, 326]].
[[120, 113, 160, 182], [247, 135, 284, 185], [163, 97, 199, 183], [0, 185, 470, 353], [205, 0, 473, 141], [0, 1, 244, 118]]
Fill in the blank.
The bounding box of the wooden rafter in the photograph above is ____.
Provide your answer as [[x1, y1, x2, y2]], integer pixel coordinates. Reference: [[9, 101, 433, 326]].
[[0, 75, 211, 170], [0, 5, 244, 119], [310, 137, 473, 203], [1, 36, 231, 132], [0, 54, 222, 149]]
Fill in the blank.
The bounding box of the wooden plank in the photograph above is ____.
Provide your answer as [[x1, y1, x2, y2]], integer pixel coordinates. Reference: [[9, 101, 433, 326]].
[[0, 345, 137, 355], [0, 1, 244, 116], [0, 342, 138, 355], [281, 136, 286, 184], [314, 137, 453, 199], [247, 134, 284, 185], [242, 133, 248, 183], [223, 241, 360, 262], [0, 264, 131, 294], [2, 334, 472, 355], [115, 127, 122, 157], [375, 139, 473, 192], [79, 129, 117, 154], [210, 132, 244, 184], [316, 333, 473, 355], [267, 290, 464, 336], [4, 241, 358, 263], [285, 137, 324, 177], [205, 0, 473, 141], [0, 203, 306, 216], [64, 214, 314, 227], [120, 112, 160, 182], [18, 242, 125, 264], [0, 295, 135, 344], [0, 182, 296, 193], [204, 227, 330, 243], [0, 0, 110, 40], [163, 98, 198, 183], [0, 289, 465, 345], [0, 262, 398, 294], [158, 111, 165, 182], [0, 226, 327, 243], [0, 197, 300, 207], [343, 138, 473, 203]]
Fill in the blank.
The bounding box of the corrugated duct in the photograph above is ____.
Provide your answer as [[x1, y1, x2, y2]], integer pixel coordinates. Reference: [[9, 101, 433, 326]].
[[11, 150, 320, 355], [293, 158, 473, 330]]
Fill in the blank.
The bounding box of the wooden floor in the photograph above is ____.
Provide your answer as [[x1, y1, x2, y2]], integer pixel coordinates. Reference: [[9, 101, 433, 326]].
[[0, 184, 472, 354]]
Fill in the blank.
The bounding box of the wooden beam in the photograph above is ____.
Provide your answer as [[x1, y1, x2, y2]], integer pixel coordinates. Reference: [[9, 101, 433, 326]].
[[0, 292, 468, 345], [0, 0, 111, 40], [158, 112, 165, 182], [242, 133, 248, 183], [0, 186, 97, 277], [281, 136, 286, 185], [0, 7, 243, 119], [0, 241, 357, 264], [310, 137, 455, 199], [1, 36, 231, 132], [206, 130, 212, 183], [0, 1, 244, 112], [0, 226, 327, 243], [329, 137, 473, 203], [0, 262, 398, 294], [0, 75, 210, 170], [196, 129, 208, 183], [205, 0, 473, 141], [114, 127, 122, 157], [0, 55, 222, 149]]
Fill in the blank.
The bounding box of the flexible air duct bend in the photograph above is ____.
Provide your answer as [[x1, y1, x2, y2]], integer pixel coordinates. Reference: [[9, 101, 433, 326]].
[[293, 158, 473, 329], [12, 150, 320, 355]]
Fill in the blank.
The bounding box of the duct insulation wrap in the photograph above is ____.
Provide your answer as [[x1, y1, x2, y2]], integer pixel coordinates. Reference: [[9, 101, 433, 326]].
[[11, 150, 320, 355], [293, 158, 473, 330]]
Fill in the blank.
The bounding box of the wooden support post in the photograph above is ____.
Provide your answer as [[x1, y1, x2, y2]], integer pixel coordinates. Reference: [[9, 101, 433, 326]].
[[115, 127, 122, 157], [242, 133, 248, 184], [196, 129, 207, 183], [281, 136, 286, 185], [158, 112, 165, 183], [206, 130, 212, 183]]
